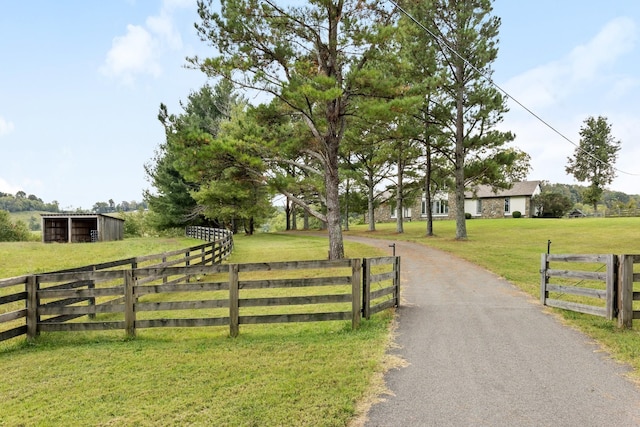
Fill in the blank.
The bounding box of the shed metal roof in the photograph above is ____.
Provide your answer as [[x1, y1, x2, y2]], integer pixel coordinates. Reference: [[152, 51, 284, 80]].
[[40, 213, 125, 221]]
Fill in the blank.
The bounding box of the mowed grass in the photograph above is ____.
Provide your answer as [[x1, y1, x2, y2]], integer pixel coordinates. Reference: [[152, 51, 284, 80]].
[[0, 234, 392, 426], [345, 217, 640, 375]]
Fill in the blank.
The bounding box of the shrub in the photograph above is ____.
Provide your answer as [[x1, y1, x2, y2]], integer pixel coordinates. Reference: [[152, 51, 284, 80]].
[[465, 212, 472, 219], [532, 192, 573, 218], [0, 210, 31, 241], [512, 211, 522, 218]]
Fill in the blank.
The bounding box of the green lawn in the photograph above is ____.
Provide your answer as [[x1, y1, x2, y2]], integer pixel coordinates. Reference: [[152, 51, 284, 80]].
[[0, 234, 391, 426], [3, 218, 640, 425], [345, 217, 640, 375]]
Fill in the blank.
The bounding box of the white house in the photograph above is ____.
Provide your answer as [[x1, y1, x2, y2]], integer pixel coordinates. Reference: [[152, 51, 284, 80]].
[[375, 180, 542, 222]]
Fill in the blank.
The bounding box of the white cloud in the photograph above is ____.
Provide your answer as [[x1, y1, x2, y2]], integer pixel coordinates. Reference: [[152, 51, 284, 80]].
[[503, 17, 637, 110], [100, 0, 194, 84], [568, 17, 636, 80], [0, 177, 23, 195], [100, 24, 161, 84], [147, 14, 182, 51], [607, 77, 640, 101], [0, 116, 14, 137], [498, 16, 640, 194]]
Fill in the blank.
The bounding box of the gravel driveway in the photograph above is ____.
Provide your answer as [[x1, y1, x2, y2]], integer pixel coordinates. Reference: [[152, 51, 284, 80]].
[[346, 236, 640, 427]]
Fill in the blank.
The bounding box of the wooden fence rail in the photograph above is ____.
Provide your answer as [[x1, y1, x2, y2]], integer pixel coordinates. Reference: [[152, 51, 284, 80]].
[[2, 256, 398, 341], [541, 253, 640, 328], [0, 228, 233, 343]]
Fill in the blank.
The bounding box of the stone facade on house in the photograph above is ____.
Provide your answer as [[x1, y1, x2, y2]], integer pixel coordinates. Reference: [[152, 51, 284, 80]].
[[372, 181, 541, 223]]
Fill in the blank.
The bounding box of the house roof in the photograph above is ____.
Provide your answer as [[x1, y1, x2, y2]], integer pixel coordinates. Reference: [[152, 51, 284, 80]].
[[465, 180, 541, 199]]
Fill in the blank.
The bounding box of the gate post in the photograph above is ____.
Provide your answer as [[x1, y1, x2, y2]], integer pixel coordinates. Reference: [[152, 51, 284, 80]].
[[540, 253, 548, 305], [606, 254, 617, 321], [618, 254, 634, 329], [394, 256, 401, 308], [362, 258, 371, 320]]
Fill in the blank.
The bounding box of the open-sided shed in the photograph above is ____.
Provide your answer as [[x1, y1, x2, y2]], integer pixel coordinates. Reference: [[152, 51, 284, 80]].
[[41, 214, 125, 243]]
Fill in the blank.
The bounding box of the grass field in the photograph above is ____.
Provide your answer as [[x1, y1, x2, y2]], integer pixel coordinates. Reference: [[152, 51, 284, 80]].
[[0, 234, 392, 426], [2, 217, 640, 425], [344, 217, 640, 377]]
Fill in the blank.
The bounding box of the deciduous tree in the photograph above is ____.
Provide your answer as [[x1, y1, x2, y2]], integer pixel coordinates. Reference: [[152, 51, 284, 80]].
[[565, 116, 621, 212]]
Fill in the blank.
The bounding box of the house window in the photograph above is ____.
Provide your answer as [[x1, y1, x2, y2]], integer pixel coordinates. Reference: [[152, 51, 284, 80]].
[[504, 197, 511, 213], [421, 199, 449, 216], [432, 200, 449, 215], [476, 199, 482, 215], [391, 205, 411, 219]]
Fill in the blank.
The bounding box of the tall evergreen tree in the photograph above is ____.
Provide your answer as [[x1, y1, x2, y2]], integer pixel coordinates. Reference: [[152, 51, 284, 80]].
[[190, 0, 397, 259], [145, 82, 235, 230], [416, 0, 528, 240]]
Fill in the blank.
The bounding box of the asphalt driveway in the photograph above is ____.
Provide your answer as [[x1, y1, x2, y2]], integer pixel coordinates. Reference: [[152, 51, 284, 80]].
[[346, 236, 640, 426]]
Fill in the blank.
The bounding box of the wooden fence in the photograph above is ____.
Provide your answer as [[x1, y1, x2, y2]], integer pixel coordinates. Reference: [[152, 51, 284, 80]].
[[0, 229, 234, 343], [1, 247, 399, 342], [540, 253, 640, 328], [186, 225, 233, 244]]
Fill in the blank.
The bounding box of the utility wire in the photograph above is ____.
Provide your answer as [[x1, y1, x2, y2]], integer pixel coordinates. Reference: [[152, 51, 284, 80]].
[[387, 0, 640, 177]]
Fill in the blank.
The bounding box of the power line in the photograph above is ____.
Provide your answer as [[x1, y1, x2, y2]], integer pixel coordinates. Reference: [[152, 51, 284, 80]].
[[387, 0, 639, 177]]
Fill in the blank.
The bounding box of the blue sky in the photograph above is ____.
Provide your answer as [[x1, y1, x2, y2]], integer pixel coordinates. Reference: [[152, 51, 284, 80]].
[[1, 1, 639, 210]]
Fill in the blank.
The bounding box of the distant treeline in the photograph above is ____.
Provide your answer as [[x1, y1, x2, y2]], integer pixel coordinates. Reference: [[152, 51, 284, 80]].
[[0, 191, 147, 214], [542, 183, 640, 209], [0, 191, 60, 213], [91, 200, 148, 214]]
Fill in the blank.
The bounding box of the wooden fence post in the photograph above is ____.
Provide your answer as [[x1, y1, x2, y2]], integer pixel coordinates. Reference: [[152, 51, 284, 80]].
[[540, 253, 548, 305], [26, 275, 39, 340], [618, 254, 634, 329], [162, 256, 168, 283], [88, 266, 96, 320], [351, 259, 361, 329], [395, 256, 401, 307], [606, 254, 617, 321], [362, 258, 371, 320], [124, 270, 136, 338], [229, 264, 239, 337], [185, 250, 191, 283]]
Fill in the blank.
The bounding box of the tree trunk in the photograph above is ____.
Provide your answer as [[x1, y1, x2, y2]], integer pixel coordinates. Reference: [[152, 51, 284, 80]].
[[454, 62, 467, 240], [291, 203, 297, 230], [344, 178, 350, 231], [367, 175, 376, 231], [396, 150, 404, 234], [325, 135, 344, 260], [285, 197, 291, 231], [425, 139, 434, 237]]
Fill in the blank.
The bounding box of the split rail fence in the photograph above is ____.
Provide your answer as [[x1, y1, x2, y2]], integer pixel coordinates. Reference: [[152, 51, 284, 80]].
[[0, 228, 233, 342], [540, 253, 640, 328], [1, 230, 399, 342]]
